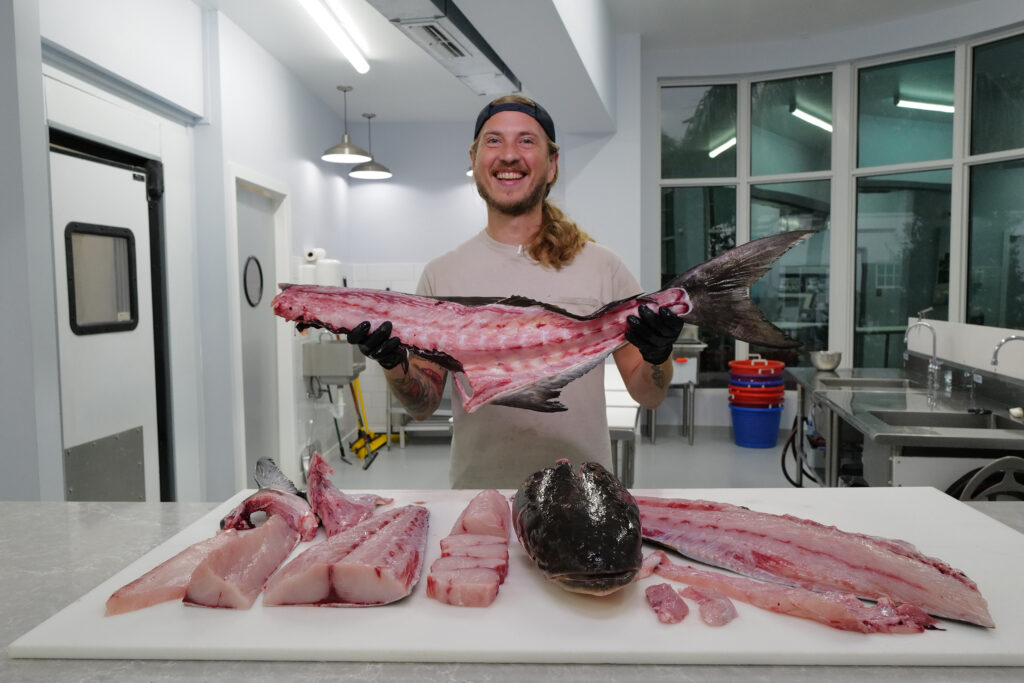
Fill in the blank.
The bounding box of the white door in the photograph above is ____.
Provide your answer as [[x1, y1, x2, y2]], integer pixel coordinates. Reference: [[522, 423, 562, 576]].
[[49, 150, 159, 501], [237, 183, 280, 487]]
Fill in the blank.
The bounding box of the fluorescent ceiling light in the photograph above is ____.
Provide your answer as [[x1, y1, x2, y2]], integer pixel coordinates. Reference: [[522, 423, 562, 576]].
[[896, 98, 954, 114], [297, 0, 369, 74], [708, 137, 736, 159], [790, 107, 833, 132]]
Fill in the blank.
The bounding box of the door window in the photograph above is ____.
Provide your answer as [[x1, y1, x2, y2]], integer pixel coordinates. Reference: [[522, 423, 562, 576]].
[[64, 222, 138, 334]]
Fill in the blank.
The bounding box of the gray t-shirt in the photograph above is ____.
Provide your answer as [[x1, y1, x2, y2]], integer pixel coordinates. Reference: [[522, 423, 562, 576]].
[[417, 230, 642, 489]]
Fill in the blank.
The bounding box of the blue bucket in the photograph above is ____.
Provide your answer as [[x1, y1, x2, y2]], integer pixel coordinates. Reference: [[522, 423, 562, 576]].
[[729, 374, 784, 388], [729, 404, 783, 448]]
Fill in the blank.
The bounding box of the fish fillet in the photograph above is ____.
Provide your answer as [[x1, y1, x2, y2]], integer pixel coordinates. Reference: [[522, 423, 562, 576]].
[[263, 505, 428, 606], [654, 553, 937, 634], [272, 231, 811, 413], [306, 453, 392, 537], [637, 497, 993, 627], [182, 514, 300, 609], [104, 531, 238, 616]]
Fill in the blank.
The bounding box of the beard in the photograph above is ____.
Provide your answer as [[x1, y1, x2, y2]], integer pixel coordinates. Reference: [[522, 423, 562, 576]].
[[475, 172, 548, 217]]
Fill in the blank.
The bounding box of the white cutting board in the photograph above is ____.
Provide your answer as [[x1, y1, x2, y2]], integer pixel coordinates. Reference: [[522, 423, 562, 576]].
[[9, 487, 1024, 665]]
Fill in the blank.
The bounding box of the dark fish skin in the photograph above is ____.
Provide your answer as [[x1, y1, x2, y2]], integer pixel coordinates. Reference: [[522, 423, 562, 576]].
[[512, 460, 642, 596], [254, 457, 305, 499]]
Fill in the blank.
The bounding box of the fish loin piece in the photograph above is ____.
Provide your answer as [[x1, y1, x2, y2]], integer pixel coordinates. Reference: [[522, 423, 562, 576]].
[[105, 532, 238, 616], [272, 231, 811, 414], [183, 515, 300, 609], [449, 489, 511, 540], [427, 568, 501, 607], [637, 496, 993, 627], [513, 460, 642, 595], [645, 583, 689, 624], [263, 505, 428, 606], [680, 586, 738, 626], [326, 505, 428, 605], [220, 488, 319, 542], [307, 452, 392, 536], [263, 510, 399, 606], [655, 557, 938, 634]]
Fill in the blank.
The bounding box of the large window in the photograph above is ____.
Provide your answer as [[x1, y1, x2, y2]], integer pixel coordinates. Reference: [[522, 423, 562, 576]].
[[659, 29, 1024, 377], [858, 53, 955, 167], [968, 159, 1024, 329], [854, 171, 951, 367]]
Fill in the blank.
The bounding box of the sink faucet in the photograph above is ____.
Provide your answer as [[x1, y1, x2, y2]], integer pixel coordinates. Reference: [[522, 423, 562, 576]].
[[905, 320, 939, 389], [991, 335, 1024, 369]]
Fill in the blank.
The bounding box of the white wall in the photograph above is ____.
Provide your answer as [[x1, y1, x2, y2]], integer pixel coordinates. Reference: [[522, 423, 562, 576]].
[[38, 0, 205, 117]]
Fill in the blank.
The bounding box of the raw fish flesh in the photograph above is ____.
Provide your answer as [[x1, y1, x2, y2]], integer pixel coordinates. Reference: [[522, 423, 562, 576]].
[[306, 452, 392, 536], [272, 231, 810, 413], [637, 496, 994, 627], [263, 505, 428, 606], [653, 552, 938, 634], [183, 514, 300, 609], [220, 488, 318, 542], [221, 458, 318, 541], [449, 488, 511, 539], [680, 586, 738, 627], [645, 583, 689, 624], [105, 531, 238, 616], [513, 460, 641, 595], [427, 490, 512, 607]]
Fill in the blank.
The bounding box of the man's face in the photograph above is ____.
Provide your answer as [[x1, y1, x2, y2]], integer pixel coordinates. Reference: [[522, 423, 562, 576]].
[[471, 110, 558, 217]]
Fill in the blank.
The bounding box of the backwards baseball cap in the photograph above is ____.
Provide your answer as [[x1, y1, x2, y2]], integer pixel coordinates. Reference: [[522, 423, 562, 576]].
[[473, 98, 556, 142]]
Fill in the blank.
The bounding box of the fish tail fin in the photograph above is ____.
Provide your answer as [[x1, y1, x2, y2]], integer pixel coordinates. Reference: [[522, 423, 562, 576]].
[[669, 230, 814, 348]]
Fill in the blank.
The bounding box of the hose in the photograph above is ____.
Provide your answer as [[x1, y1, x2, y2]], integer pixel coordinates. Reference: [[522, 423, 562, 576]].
[[780, 415, 817, 487]]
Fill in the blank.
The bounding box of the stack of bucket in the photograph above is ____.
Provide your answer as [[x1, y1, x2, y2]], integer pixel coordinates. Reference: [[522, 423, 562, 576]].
[[728, 357, 785, 448]]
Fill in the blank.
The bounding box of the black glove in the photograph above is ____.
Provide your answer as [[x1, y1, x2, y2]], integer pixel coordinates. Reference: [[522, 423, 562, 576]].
[[346, 320, 405, 370], [625, 305, 684, 365]]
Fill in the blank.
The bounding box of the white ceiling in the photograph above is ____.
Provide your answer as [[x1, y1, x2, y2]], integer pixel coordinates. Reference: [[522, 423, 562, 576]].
[[201, 0, 976, 133]]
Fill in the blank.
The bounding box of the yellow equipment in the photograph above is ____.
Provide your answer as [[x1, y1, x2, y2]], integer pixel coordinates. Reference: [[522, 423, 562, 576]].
[[348, 378, 388, 468]]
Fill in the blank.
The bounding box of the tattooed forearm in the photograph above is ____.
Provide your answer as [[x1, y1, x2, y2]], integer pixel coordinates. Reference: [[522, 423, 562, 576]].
[[387, 361, 446, 420]]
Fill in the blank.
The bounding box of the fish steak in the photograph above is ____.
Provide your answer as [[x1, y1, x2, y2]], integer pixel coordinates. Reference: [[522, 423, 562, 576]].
[[427, 490, 512, 607], [513, 460, 641, 595], [637, 496, 994, 627], [272, 231, 811, 413]]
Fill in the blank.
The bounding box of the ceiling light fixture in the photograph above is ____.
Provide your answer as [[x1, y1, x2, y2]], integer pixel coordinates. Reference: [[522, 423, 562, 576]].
[[708, 137, 737, 159], [296, 0, 369, 74], [790, 106, 833, 132], [322, 86, 372, 164], [349, 113, 393, 180], [895, 97, 955, 114]]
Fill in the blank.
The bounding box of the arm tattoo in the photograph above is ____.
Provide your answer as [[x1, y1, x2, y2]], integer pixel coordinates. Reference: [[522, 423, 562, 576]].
[[651, 363, 668, 390], [390, 362, 446, 418]]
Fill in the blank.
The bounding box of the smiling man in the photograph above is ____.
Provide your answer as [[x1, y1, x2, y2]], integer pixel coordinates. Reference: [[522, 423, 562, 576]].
[[349, 94, 683, 489]]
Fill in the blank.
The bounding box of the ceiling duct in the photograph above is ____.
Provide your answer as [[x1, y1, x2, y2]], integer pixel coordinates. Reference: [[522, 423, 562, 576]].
[[367, 0, 521, 96]]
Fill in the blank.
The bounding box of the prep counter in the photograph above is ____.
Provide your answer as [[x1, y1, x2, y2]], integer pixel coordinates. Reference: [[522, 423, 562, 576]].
[[3, 495, 1023, 681]]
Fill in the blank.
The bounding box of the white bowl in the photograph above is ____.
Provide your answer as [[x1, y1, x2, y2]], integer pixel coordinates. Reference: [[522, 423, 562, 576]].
[[810, 351, 841, 371]]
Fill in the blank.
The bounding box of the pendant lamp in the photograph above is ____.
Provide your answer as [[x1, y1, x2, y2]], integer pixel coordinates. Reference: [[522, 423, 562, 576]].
[[349, 113, 393, 180], [322, 85, 371, 164]]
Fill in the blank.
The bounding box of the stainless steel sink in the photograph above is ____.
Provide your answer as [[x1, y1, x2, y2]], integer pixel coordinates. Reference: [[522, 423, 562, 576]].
[[818, 377, 912, 390], [870, 410, 1024, 430]]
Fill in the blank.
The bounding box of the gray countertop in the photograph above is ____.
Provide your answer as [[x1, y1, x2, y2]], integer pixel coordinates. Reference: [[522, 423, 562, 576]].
[[786, 367, 1024, 450], [3, 499, 1023, 682]]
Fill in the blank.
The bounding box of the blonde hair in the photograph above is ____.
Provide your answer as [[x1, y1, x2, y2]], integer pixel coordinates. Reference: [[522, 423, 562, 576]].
[[472, 94, 593, 269]]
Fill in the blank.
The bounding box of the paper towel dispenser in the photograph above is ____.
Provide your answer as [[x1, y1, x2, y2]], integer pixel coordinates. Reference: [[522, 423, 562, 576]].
[[302, 336, 366, 385]]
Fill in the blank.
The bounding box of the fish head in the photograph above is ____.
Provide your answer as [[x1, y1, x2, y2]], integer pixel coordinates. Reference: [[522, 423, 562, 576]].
[[513, 460, 642, 595]]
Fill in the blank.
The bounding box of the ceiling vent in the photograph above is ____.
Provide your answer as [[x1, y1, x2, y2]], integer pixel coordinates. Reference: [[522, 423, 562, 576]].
[[367, 0, 521, 96]]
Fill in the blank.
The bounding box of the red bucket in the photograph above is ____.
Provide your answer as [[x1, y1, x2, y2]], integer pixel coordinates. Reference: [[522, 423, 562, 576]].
[[728, 358, 785, 377]]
